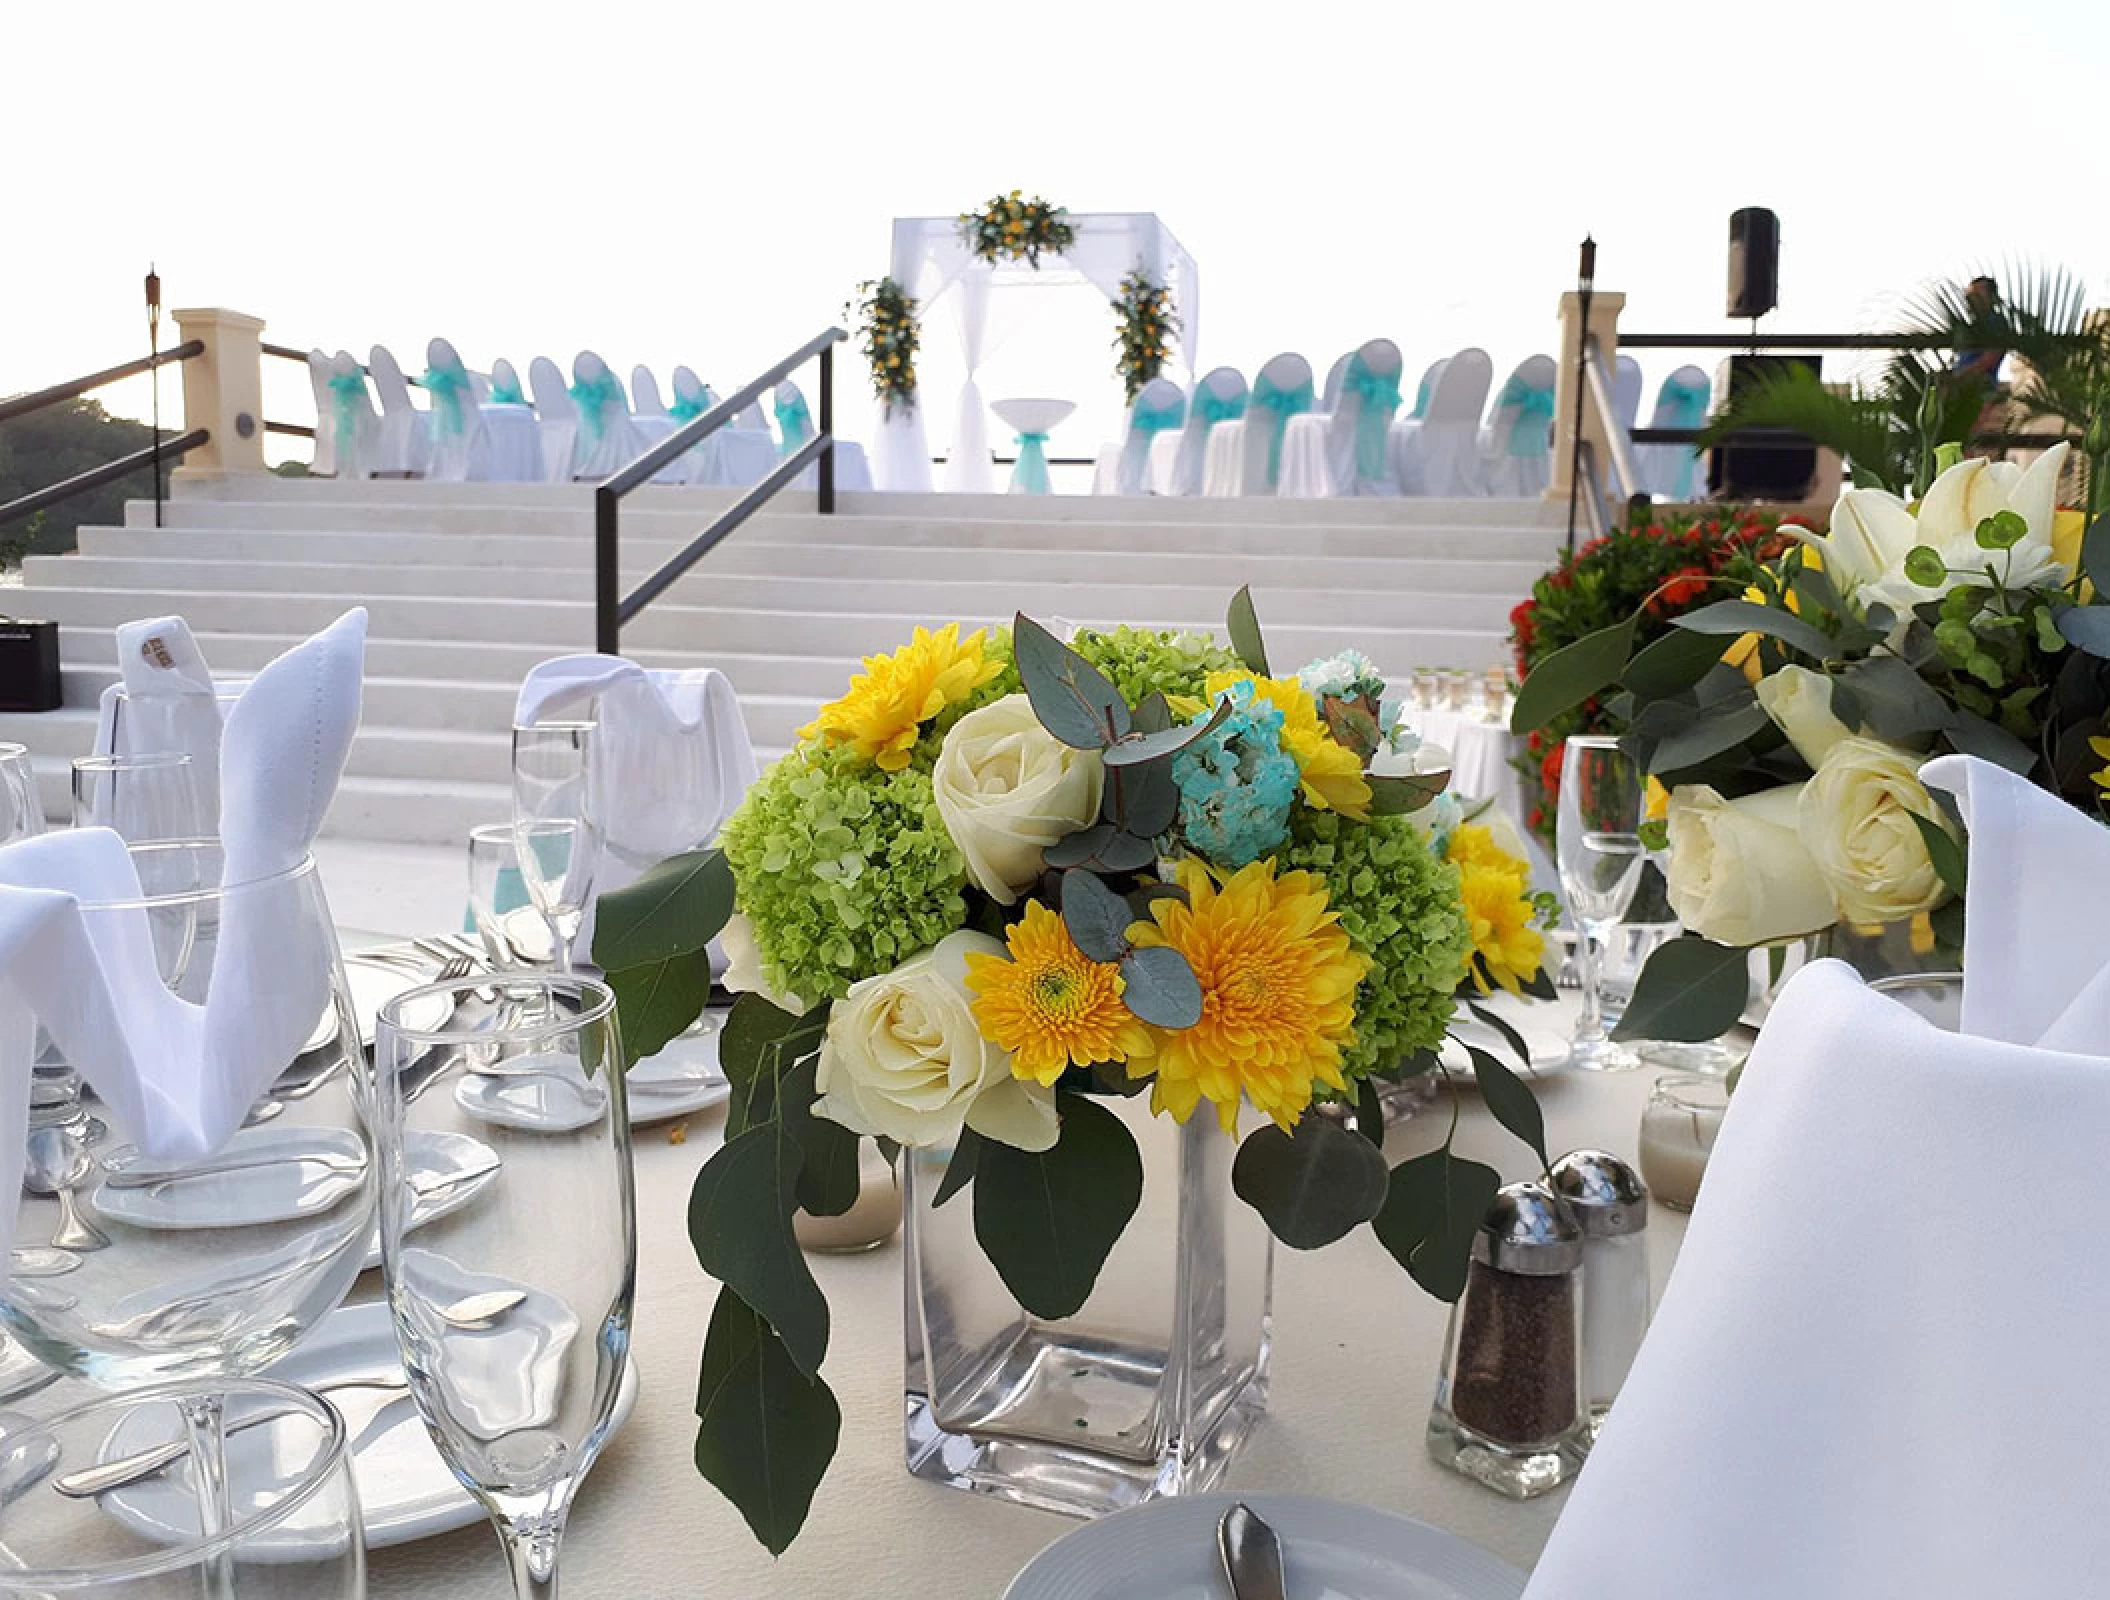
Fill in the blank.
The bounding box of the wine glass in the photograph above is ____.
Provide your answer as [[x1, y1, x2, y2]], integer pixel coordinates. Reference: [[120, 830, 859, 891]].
[[0, 1375, 364, 1599], [374, 975, 635, 1600], [0, 740, 44, 843], [1557, 736, 1647, 1071], [511, 722, 598, 976], [72, 752, 207, 843]]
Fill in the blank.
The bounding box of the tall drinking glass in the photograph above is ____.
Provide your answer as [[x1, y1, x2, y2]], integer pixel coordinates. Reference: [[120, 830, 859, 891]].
[[1557, 736, 1646, 1071], [511, 723, 598, 976], [374, 976, 635, 1600], [72, 752, 206, 843], [0, 740, 44, 842], [468, 822, 534, 970]]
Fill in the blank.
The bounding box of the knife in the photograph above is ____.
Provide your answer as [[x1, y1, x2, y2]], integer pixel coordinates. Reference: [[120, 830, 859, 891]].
[[1217, 1502, 1288, 1600]]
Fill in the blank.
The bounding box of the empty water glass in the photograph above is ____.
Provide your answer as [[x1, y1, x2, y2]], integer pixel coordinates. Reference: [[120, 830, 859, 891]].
[[1557, 736, 1646, 1071], [468, 823, 535, 970], [512, 722, 598, 976], [374, 975, 635, 1600], [72, 751, 206, 843], [0, 740, 44, 842]]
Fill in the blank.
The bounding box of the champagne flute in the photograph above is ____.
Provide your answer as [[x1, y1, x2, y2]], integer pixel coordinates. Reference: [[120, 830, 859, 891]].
[[511, 722, 598, 976], [374, 976, 635, 1600], [1557, 736, 1647, 1071]]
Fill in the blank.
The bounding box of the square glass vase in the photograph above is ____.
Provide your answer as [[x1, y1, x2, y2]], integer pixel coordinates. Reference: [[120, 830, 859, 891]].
[[902, 1104, 1273, 1519]]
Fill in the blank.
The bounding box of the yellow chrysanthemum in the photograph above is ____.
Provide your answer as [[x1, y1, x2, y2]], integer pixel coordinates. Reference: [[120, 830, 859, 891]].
[[801, 623, 1003, 772], [1445, 824, 1545, 996], [964, 901, 1154, 1087], [2091, 733, 2110, 794], [1644, 776, 1671, 824], [1172, 672, 1372, 818], [1129, 857, 1369, 1134]]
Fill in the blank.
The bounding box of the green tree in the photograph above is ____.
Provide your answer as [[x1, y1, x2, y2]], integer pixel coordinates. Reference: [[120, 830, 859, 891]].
[[0, 397, 169, 566]]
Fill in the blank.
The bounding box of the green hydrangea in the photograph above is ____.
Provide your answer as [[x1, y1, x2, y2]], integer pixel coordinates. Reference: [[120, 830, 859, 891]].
[[1070, 625, 1240, 706], [1281, 810, 1470, 1080], [719, 741, 968, 1005]]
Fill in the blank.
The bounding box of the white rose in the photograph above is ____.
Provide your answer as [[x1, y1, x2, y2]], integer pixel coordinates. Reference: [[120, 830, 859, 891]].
[[1664, 783, 1835, 946], [1796, 738, 1952, 925], [719, 911, 806, 1015], [1755, 664, 1853, 769], [932, 694, 1104, 905], [813, 931, 1057, 1152]]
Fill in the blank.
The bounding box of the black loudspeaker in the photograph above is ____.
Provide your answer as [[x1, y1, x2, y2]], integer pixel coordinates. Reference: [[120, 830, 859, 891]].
[[0, 619, 60, 712], [1727, 207, 1779, 320], [1709, 354, 1819, 500]]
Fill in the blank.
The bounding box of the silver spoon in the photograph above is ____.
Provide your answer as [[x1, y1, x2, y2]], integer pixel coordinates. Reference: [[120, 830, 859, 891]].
[[22, 1129, 108, 1253]]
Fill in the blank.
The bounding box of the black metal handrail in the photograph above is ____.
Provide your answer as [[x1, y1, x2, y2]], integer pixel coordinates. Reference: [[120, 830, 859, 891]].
[[596, 327, 845, 653], [1617, 332, 1949, 351], [0, 340, 204, 426], [0, 428, 210, 530]]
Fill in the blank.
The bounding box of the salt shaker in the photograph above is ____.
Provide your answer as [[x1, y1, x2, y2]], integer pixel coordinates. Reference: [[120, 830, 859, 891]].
[[1426, 1181, 1586, 1499], [1549, 1149, 1651, 1442]]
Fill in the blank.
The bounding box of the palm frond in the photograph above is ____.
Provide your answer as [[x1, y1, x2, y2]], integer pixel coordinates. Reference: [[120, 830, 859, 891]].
[[1699, 365, 1910, 494], [1891, 259, 2104, 428]]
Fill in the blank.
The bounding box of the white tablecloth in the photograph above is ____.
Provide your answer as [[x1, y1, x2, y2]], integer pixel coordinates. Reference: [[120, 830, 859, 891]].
[[1202, 417, 1247, 496], [467, 404, 543, 483], [1277, 411, 1335, 498], [694, 427, 781, 488]]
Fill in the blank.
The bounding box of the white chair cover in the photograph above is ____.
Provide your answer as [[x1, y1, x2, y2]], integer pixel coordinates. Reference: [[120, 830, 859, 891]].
[[1613, 354, 1643, 433], [304, 349, 339, 477], [1203, 352, 1313, 497], [1394, 347, 1492, 496], [528, 357, 577, 483], [488, 358, 528, 407], [469, 356, 540, 483], [367, 344, 429, 477], [1638, 364, 1712, 501], [632, 367, 669, 417], [322, 351, 378, 481], [1408, 357, 1448, 420], [469, 371, 492, 403], [1153, 367, 1245, 496], [568, 351, 647, 480], [773, 380, 815, 454], [1095, 378, 1185, 496], [1281, 339, 1404, 498], [1478, 353, 1559, 498], [421, 337, 484, 483], [1318, 351, 1352, 414]]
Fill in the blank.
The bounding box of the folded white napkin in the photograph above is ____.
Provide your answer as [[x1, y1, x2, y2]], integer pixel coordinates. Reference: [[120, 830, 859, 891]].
[[92, 615, 227, 822], [1527, 754, 2110, 1598], [515, 654, 758, 957], [0, 610, 365, 1265]]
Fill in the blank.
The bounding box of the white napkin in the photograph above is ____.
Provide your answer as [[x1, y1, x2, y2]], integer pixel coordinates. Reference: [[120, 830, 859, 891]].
[[0, 609, 365, 1264], [1527, 754, 2110, 1598], [515, 654, 758, 958], [92, 615, 226, 822]]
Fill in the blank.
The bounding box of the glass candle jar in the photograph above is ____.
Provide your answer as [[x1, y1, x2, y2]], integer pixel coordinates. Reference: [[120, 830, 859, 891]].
[[1428, 1182, 1587, 1499], [1549, 1149, 1651, 1441], [1636, 1074, 1730, 1212], [1867, 970, 1964, 1032]]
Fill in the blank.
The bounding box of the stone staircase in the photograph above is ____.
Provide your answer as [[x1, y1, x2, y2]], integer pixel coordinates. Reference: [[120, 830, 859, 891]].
[[4, 477, 1561, 843]]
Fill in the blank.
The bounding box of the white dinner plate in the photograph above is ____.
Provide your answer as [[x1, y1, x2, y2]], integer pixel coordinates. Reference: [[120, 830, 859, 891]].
[[99, 1301, 641, 1552], [94, 1127, 368, 1232], [1004, 1492, 1525, 1600], [456, 1041, 729, 1133], [624, 1027, 730, 1127], [358, 1129, 503, 1270], [330, 954, 455, 1052], [1440, 999, 1573, 1083]]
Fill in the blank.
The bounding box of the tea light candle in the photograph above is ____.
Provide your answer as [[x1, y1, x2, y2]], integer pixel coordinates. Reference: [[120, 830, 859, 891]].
[[794, 1143, 903, 1253], [1636, 1075, 1730, 1212]]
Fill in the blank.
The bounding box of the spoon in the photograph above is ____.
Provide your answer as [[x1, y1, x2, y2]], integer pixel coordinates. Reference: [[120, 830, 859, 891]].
[[22, 1129, 108, 1253]]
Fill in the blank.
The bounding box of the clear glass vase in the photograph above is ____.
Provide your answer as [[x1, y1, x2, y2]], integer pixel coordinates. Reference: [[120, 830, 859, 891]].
[[902, 1104, 1273, 1519]]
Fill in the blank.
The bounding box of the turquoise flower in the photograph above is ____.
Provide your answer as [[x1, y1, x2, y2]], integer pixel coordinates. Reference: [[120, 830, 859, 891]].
[[1172, 681, 1299, 867]]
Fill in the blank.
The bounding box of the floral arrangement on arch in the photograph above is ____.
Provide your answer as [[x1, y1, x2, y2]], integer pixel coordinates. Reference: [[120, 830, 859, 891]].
[[1508, 507, 1785, 848], [958, 190, 1075, 267], [1512, 439, 2110, 1042], [594, 593, 1557, 1553], [1112, 268, 1178, 402], [849, 276, 919, 417]]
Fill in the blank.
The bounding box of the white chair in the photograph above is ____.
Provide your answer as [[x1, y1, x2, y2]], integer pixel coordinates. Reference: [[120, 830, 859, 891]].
[[1318, 351, 1352, 414], [1204, 352, 1313, 496], [626, 366, 683, 483], [1094, 378, 1185, 495], [304, 349, 340, 477], [1613, 354, 1644, 434], [322, 351, 379, 481], [1478, 354, 1559, 498], [771, 379, 874, 493], [1153, 367, 1245, 496], [489, 358, 529, 407], [367, 344, 429, 477], [632, 366, 669, 418], [469, 371, 491, 402], [466, 356, 541, 483], [734, 390, 769, 435], [528, 357, 578, 483], [1409, 357, 1448, 420], [669, 367, 728, 486], [1395, 348, 1493, 497], [1639, 364, 1712, 501], [669, 366, 715, 421], [774, 380, 815, 454], [568, 350, 646, 480], [1281, 338, 1404, 498], [421, 337, 483, 482]]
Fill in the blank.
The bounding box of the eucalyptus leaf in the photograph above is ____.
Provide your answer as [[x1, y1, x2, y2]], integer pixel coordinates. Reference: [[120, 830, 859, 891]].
[[2055, 604, 2110, 660], [686, 1122, 830, 1377], [693, 1285, 840, 1556], [1322, 697, 1384, 760], [1120, 759, 1181, 838], [592, 848, 733, 970], [1463, 1000, 1531, 1070], [1672, 599, 1836, 662], [2081, 515, 2110, 595], [605, 946, 716, 1069], [1118, 944, 1203, 1027], [1132, 691, 1174, 735], [1609, 935, 1752, 1044], [1084, 829, 1159, 874], [1942, 707, 2038, 773], [1102, 696, 1230, 769], [1228, 585, 1271, 676], [1372, 1147, 1502, 1303], [1649, 698, 1772, 776], [1367, 771, 1449, 815], [1045, 822, 1117, 870], [974, 1093, 1143, 1318], [932, 1128, 980, 1208], [1509, 618, 1635, 735], [1061, 868, 1137, 963], [1909, 812, 1968, 898], [1465, 1045, 1548, 1167], [721, 994, 829, 1138], [1622, 625, 1732, 702], [1231, 1118, 1390, 1249], [780, 1057, 861, 1218], [1843, 654, 1950, 740], [1014, 612, 1131, 749], [1354, 1079, 1386, 1147]]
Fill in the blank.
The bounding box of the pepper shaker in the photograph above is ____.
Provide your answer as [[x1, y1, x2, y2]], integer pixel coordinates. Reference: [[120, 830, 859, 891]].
[[1549, 1149, 1651, 1442], [1426, 1181, 1586, 1499]]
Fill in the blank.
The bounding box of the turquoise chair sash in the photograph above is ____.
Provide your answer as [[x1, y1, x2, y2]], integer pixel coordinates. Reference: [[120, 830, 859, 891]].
[[776, 393, 814, 455], [325, 371, 367, 463], [488, 376, 526, 407], [1659, 378, 1710, 429], [1498, 378, 1558, 459], [1249, 375, 1315, 486], [569, 371, 625, 446], [421, 364, 474, 439], [1013, 432, 1052, 494], [1345, 355, 1403, 481], [1194, 390, 1246, 428], [669, 390, 713, 423], [1129, 398, 1186, 439]]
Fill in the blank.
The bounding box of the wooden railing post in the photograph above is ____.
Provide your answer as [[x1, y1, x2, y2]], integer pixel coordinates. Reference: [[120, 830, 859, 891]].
[[1550, 288, 1625, 509], [170, 308, 268, 479]]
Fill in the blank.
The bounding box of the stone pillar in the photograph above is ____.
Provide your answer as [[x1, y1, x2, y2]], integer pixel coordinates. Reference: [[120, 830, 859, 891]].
[[170, 307, 267, 479], [1547, 290, 1626, 504]]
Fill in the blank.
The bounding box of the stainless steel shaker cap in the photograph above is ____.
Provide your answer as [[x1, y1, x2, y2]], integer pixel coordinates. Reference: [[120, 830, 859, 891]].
[[1472, 1181, 1583, 1275], [1549, 1149, 1649, 1237]]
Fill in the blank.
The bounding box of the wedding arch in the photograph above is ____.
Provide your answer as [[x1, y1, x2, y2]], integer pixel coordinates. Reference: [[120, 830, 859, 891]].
[[872, 210, 1201, 492]]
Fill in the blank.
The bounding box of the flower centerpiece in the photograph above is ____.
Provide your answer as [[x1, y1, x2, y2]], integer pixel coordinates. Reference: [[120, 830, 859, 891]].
[[849, 276, 919, 417], [594, 594, 1554, 1551], [1511, 439, 2110, 1041], [958, 190, 1075, 267], [1112, 268, 1178, 402]]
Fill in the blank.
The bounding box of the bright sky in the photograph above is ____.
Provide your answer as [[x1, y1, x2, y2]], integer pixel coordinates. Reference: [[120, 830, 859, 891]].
[[10, 0, 2107, 466]]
